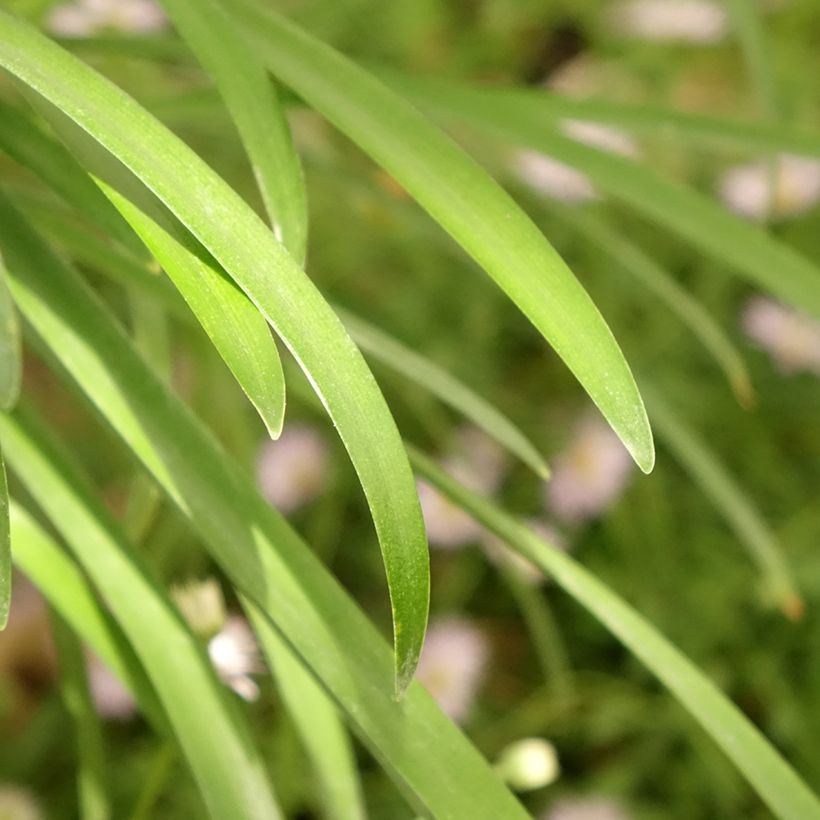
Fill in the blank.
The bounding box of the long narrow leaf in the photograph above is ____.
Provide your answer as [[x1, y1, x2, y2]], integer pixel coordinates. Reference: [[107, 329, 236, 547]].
[[0, 14, 429, 691], [391, 80, 820, 317], [0, 445, 9, 630], [0, 406, 282, 820], [9, 501, 166, 730], [408, 445, 820, 820], [159, 0, 307, 261], [0, 245, 21, 411], [231, 0, 654, 474], [246, 604, 368, 820], [0, 169, 526, 819], [0, 100, 287, 439], [549, 207, 753, 404]]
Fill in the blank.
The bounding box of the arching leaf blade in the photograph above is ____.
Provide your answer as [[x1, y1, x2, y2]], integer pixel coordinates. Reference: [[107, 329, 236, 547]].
[[231, 0, 654, 474], [0, 13, 429, 693]]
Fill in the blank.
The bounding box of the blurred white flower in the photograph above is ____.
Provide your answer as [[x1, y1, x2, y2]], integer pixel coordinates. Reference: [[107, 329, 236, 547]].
[[87, 653, 137, 720], [742, 297, 820, 376], [256, 423, 330, 513], [513, 120, 638, 204], [544, 796, 630, 820], [47, 0, 166, 37], [208, 615, 264, 702], [719, 155, 820, 222], [495, 737, 560, 791], [547, 415, 633, 523], [0, 785, 43, 820], [561, 120, 640, 160], [483, 520, 567, 585], [608, 0, 728, 44], [513, 151, 598, 204], [416, 618, 489, 722], [172, 578, 227, 640], [419, 427, 506, 549]]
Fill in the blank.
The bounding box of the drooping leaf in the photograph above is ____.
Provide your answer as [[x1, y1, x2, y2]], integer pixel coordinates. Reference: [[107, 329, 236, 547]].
[[408, 445, 820, 820], [389, 78, 820, 317], [159, 0, 307, 262], [231, 0, 654, 474], [0, 100, 287, 439], [0, 15, 428, 692], [0, 174, 526, 819]]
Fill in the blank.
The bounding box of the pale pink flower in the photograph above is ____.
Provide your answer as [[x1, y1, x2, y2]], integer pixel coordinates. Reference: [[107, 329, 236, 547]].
[[742, 297, 820, 375], [0, 785, 43, 820], [608, 0, 728, 44], [561, 121, 640, 160], [513, 151, 598, 204], [416, 618, 489, 722], [495, 737, 560, 791], [256, 424, 330, 513], [547, 415, 633, 523], [87, 653, 137, 720], [208, 616, 264, 702], [47, 0, 166, 36], [544, 796, 630, 820], [719, 155, 820, 222]]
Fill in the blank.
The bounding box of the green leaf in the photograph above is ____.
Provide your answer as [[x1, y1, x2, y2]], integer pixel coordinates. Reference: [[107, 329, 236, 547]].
[[380, 73, 820, 158], [0, 444, 9, 630], [9, 501, 166, 731], [389, 79, 820, 317], [0, 14, 428, 692], [338, 307, 550, 478], [0, 406, 282, 820], [232, 0, 654, 474], [408, 445, 820, 820], [50, 609, 111, 820], [548, 207, 753, 405], [0, 244, 22, 412], [159, 0, 307, 262], [0, 100, 287, 439], [246, 604, 368, 820], [645, 388, 802, 618], [0, 172, 526, 819]]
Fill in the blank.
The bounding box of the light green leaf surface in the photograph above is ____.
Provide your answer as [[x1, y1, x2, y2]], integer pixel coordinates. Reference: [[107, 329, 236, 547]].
[[0, 100, 287, 439], [0, 246, 21, 412], [0, 406, 282, 820], [391, 79, 820, 317], [246, 605, 368, 820], [232, 0, 654, 474], [549, 207, 753, 404], [9, 501, 166, 730], [50, 609, 111, 820], [0, 173, 525, 820], [0, 445, 9, 630], [0, 14, 428, 692], [338, 307, 550, 478], [408, 445, 820, 820], [380, 72, 820, 157], [645, 389, 801, 618], [159, 0, 307, 262]]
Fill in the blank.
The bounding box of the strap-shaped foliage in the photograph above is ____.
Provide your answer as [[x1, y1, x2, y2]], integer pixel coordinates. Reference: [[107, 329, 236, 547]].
[[230, 0, 655, 475], [0, 10, 429, 693], [0, 181, 526, 819], [391, 80, 820, 317], [0, 445, 9, 630]]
